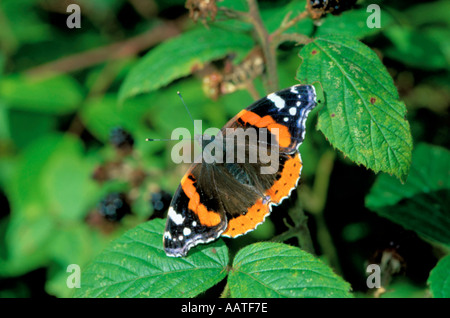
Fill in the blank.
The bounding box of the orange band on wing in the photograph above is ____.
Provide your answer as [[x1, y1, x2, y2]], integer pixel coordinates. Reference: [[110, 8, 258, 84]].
[[237, 110, 292, 148], [266, 154, 302, 204], [222, 199, 269, 237], [221, 154, 302, 237], [181, 174, 222, 227]]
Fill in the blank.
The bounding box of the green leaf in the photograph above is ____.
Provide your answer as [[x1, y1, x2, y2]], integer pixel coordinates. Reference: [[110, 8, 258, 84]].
[[10, 133, 96, 221], [80, 94, 147, 142], [297, 35, 413, 181], [383, 0, 450, 70], [428, 255, 450, 298], [384, 25, 449, 70], [0, 75, 84, 115], [404, 0, 450, 27], [217, 0, 248, 11], [1, 205, 54, 276], [366, 143, 450, 246], [316, 8, 393, 39], [261, 0, 314, 35], [41, 142, 97, 222], [0, 0, 52, 50], [1, 134, 98, 276], [6, 108, 58, 149], [380, 278, 429, 298], [45, 224, 111, 297], [74, 218, 229, 298], [119, 27, 253, 101], [228, 242, 352, 298]]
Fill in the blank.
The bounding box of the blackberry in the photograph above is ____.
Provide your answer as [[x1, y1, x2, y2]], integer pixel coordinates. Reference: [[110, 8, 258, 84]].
[[98, 193, 131, 222], [150, 190, 172, 218], [308, 0, 357, 18], [109, 127, 134, 150]]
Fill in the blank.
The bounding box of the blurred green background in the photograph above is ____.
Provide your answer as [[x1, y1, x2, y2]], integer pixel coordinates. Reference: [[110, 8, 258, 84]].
[[0, 0, 448, 297]]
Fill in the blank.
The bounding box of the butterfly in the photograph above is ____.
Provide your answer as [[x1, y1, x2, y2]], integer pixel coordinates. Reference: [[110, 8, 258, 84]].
[[163, 84, 317, 257]]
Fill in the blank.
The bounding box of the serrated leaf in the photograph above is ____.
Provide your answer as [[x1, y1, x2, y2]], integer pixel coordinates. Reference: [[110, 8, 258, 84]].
[[297, 35, 413, 181], [119, 27, 253, 101], [74, 219, 229, 298], [428, 255, 450, 298], [366, 143, 450, 246], [228, 242, 352, 298]]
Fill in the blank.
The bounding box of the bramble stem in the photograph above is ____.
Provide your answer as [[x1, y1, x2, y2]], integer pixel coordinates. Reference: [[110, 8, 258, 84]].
[[245, 80, 261, 101], [270, 10, 310, 45], [246, 0, 279, 92], [272, 199, 315, 255], [220, 283, 230, 298]]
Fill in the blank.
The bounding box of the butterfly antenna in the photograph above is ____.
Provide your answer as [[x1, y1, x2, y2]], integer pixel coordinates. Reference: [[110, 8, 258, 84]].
[[177, 91, 202, 137], [146, 137, 182, 141], [177, 91, 195, 125], [146, 91, 199, 142]]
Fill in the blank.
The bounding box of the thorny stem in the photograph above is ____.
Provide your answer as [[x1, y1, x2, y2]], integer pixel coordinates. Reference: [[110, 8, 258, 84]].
[[289, 205, 315, 254], [219, 3, 311, 94], [273, 33, 311, 48], [270, 10, 310, 48], [272, 198, 315, 255], [246, 0, 279, 92]]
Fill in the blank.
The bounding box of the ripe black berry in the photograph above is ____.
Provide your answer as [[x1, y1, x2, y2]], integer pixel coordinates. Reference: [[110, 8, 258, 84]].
[[98, 193, 131, 222], [110, 127, 134, 150], [150, 190, 172, 218], [308, 0, 357, 18]]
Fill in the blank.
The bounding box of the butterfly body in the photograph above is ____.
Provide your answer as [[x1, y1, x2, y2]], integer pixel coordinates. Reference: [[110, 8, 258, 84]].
[[163, 84, 317, 257]]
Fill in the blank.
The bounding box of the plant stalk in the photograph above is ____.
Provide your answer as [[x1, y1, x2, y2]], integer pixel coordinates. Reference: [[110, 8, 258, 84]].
[[246, 0, 279, 92]]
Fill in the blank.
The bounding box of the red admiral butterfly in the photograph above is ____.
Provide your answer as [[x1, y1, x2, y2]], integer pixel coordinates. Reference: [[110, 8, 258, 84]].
[[163, 84, 317, 257]]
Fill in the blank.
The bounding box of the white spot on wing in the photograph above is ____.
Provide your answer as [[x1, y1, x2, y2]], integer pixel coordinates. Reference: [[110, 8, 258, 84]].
[[267, 93, 285, 109], [289, 107, 297, 115], [183, 227, 192, 236], [290, 86, 299, 94], [168, 207, 185, 225], [311, 85, 317, 102]]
